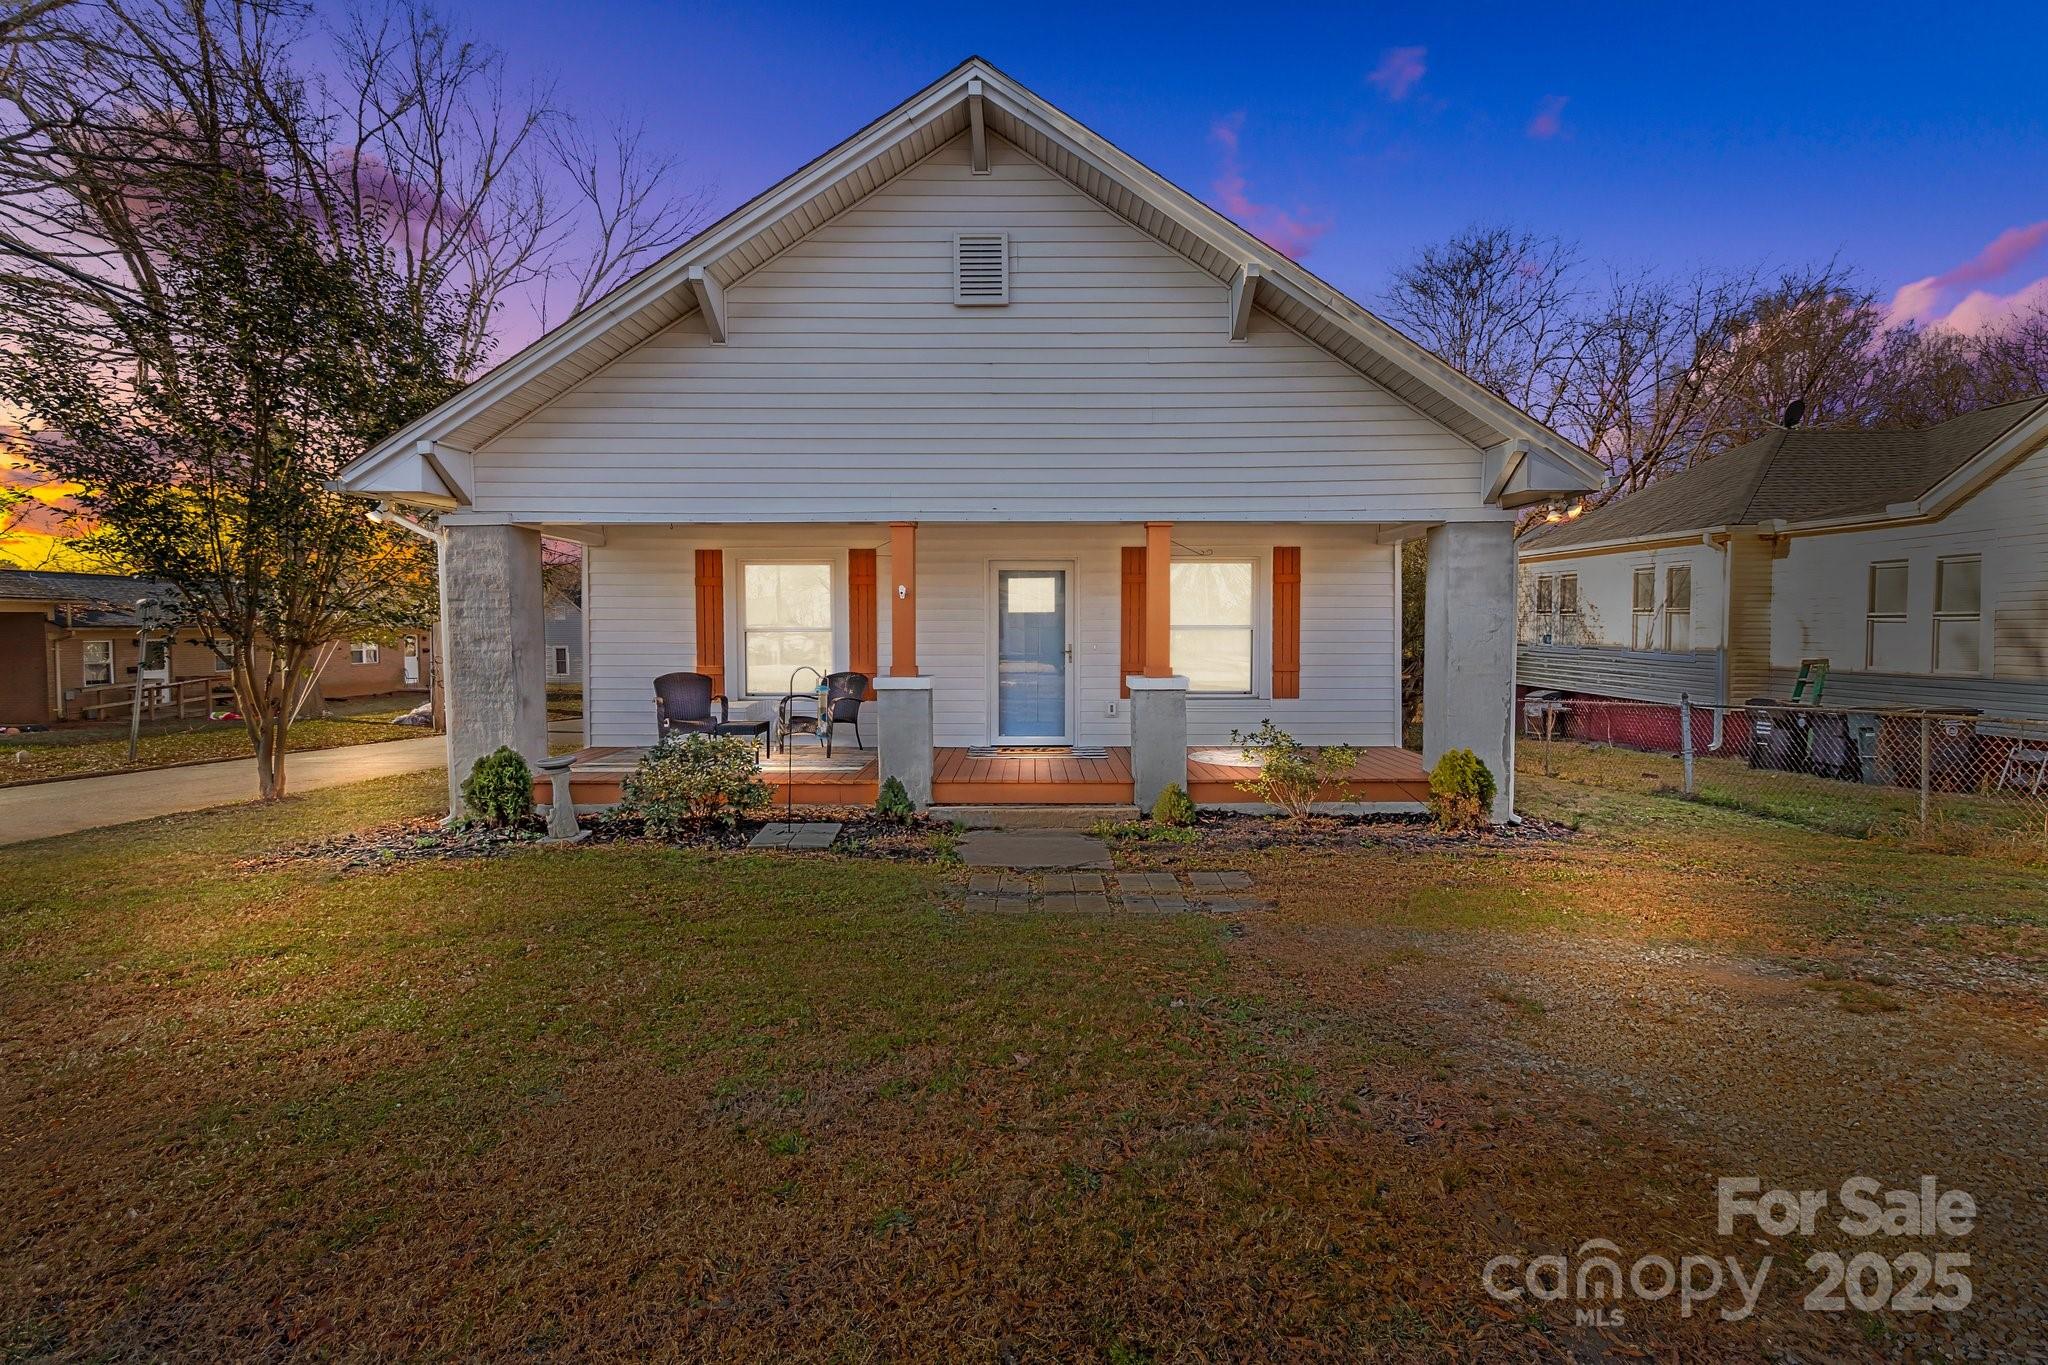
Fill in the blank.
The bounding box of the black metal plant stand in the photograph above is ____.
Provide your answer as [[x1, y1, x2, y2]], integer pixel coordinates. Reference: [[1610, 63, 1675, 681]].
[[783, 664, 825, 829]]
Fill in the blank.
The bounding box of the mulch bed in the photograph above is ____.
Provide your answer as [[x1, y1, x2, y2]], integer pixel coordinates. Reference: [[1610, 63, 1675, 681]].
[[1104, 809, 1576, 854], [239, 806, 958, 873]]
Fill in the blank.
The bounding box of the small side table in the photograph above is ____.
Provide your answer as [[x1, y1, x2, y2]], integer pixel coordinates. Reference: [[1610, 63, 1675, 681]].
[[713, 719, 773, 757]]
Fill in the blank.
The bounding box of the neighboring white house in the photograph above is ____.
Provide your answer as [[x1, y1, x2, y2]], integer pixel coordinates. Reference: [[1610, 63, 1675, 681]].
[[544, 599, 582, 686], [1517, 396, 2048, 719], [338, 58, 1600, 819]]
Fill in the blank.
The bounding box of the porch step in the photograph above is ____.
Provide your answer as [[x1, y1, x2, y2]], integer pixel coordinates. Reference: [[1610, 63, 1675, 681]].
[[930, 804, 1137, 831]]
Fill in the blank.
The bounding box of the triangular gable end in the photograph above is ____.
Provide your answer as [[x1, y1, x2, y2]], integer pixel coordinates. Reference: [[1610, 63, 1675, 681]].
[[339, 57, 1601, 504]]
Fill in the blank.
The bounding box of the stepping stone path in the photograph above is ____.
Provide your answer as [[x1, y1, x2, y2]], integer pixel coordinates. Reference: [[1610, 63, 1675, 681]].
[[962, 868, 1268, 915], [747, 821, 843, 850]]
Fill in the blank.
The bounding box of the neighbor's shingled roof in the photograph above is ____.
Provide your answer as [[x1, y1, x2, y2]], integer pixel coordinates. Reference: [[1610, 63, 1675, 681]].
[[1523, 395, 2048, 551], [0, 568, 164, 625]]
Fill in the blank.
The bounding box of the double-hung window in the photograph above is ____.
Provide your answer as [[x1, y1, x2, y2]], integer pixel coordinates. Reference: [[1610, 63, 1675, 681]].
[[551, 645, 571, 679], [1631, 567, 1657, 649], [1534, 575, 1555, 617], [1933, 556, 1982, 674], [1171, 560, 1255, 694], [349, 641, 379, 665], [83, 639, 113, 686], [1866, 562, 1910, 670], [1664, 565, 1692, 651], [742, 561, 833, 696], [1558, 573, 1578, 618]]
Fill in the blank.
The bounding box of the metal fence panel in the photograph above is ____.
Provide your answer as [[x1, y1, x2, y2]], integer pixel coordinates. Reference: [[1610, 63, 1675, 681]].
[[1520, 694, 2048, 854]]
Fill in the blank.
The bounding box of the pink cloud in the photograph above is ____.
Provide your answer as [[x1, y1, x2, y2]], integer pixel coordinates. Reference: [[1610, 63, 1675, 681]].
[[1526, 95, 1568, 140], [1887, 219, 2048, 329], [1209, 113, 1330, 260], [1367, 46, 1428, 101]]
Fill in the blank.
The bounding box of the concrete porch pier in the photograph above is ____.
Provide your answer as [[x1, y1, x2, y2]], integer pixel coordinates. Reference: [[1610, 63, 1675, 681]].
[[440, 522, 548, 811], [1422, 520, 1516, 821]]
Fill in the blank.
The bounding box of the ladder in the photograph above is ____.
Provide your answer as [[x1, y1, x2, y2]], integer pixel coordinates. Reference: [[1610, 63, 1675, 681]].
[[1791, 658, 1829, 705]]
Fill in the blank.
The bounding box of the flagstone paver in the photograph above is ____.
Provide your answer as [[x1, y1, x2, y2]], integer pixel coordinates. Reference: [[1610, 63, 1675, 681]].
[[748, 821, 843, 850]]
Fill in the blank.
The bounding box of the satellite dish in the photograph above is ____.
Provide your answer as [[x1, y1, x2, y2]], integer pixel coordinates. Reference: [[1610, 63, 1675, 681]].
[[1781, 397, 1806, 429]]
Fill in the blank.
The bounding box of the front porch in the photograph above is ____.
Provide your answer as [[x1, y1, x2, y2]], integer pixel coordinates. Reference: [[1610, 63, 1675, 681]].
[[539, 743, 1428, 810], [441, 515, 1510, 821]]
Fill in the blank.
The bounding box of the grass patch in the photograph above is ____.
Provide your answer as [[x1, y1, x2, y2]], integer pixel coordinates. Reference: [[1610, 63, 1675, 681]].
[[2, 766, 2041, 1357]]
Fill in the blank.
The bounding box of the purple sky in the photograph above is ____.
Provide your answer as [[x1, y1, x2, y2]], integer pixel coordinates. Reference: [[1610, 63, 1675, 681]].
[[446, 0, 2048, 339]]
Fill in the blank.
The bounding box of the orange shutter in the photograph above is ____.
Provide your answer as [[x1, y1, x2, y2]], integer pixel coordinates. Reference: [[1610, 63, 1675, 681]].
[[1272, 546, 1301, 699], [848, 547, 878, 678], [1119, 545, 1146, 698], [694, 548, 726, 697]]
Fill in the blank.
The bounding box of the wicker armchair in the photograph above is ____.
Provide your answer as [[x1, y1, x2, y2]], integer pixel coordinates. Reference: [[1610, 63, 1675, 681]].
[[652, 671, 727, 740], [777, 671, 869, 756]]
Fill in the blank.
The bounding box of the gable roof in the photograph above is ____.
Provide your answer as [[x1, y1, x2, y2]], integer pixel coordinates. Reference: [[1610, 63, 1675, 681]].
[[1521, 395, 2048, 552], [338, 57, 1601, 503]]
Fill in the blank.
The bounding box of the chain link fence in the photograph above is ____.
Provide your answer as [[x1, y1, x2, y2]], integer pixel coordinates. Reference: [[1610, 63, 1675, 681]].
[[1519, 694, 2048, 856]]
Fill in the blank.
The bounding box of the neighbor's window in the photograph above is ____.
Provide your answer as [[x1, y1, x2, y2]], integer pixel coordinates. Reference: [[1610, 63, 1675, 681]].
[[1631, 567, 1657, 649], [1534, 575, 1555, 616], [1866, 561, 1910, 671], [349, 641, 379, 665], [1933, 556, 1982, 674], [742, 561, 833, 695], [1171, 560, 1255, 694], [1558, 573, 1578, 616], [82, 639, 113, 686], [211, 648, 232, 673], [1664, 565, 1693, 651], [551, 645, 571, 678]]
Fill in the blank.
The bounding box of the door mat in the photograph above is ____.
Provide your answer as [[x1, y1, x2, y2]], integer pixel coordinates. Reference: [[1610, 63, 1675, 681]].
[[968, 745, 1110, 760]]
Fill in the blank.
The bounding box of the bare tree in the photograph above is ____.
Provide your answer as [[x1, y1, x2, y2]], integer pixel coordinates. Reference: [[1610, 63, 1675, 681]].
[[1379, 225, 1584, 429], [0, 0, 704, 795]]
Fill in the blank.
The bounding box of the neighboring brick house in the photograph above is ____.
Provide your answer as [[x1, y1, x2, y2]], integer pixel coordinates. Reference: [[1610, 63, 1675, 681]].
[[0, 568, 432, 725]]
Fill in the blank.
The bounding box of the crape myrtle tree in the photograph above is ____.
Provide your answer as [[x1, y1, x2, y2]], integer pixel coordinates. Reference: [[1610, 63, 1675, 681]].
[[0, 167, 458, 798]]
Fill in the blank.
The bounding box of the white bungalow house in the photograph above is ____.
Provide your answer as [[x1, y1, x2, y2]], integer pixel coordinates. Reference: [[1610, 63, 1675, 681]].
[[1517, 397, 2048, 728], [338, 58, 1599, 821]]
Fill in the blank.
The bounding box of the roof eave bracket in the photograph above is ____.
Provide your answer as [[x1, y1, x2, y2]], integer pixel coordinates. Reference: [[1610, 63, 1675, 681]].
[[686, 266, 728, 343], [1228, 263, 1262, 341]]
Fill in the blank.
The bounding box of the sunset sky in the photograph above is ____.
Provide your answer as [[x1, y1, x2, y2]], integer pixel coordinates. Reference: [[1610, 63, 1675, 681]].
[[8, 3, 2047, 567], [448, 0, 2048, 341]]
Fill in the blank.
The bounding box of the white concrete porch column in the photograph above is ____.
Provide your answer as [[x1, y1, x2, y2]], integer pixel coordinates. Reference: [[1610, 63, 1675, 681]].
[[1126, 674, 1188, 813], [1422, 520, 1516, 822], [440, 522, 548, 812], [875, 675, 934, 806]]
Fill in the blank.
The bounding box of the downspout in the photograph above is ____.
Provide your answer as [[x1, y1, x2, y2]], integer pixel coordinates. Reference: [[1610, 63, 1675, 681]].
[[1709, 531, 1733, 751]]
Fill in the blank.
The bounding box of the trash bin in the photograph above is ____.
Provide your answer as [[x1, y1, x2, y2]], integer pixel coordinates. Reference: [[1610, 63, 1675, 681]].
[[1847, 712, 1889, 785], [1876, 710, 1983, 792], [1805, 711, 1861, 783], [1930, 710, 1982, 792], [1746, 699, 1809, 772]]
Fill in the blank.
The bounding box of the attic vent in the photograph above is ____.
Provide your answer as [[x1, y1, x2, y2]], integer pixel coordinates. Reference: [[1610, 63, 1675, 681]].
[[953, 233, 1008, 305]]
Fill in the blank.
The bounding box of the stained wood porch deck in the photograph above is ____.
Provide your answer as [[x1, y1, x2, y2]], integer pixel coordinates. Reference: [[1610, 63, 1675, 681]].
[[542, 744, 1427, 809]]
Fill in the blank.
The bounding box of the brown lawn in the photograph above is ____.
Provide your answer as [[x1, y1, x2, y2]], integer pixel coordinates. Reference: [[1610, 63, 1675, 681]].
[[1, 771, 2042, 1361]]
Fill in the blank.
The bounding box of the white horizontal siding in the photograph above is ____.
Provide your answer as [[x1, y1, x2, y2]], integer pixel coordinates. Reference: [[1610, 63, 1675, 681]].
[[472, 134, 1488, 523], [1771, 444, 2048, 682], [1516, 541, 1726, 650], [584, 523, 1397, 749]]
